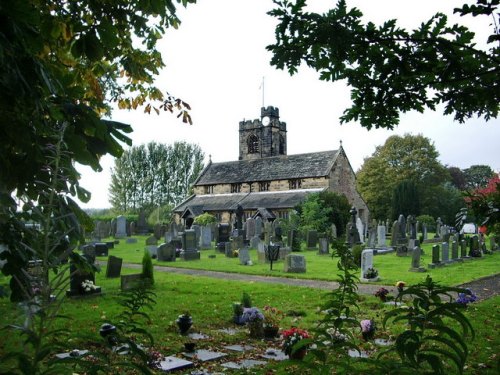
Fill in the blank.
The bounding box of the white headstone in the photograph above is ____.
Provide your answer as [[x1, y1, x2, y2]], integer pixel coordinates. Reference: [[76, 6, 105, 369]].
[[377, 224, 386, 247], [356, 217, 364, 243], [360, 249, 374, 279], [115, 215, 127, 238]]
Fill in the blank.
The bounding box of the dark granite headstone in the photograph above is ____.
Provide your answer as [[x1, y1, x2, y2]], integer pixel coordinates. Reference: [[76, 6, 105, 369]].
[[105, 255, 122, 278], [95, 243, 108, 257], [157, 242, 176, 262]]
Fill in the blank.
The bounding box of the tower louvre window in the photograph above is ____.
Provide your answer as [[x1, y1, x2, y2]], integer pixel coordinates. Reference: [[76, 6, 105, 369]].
[[247, 134, 259, 154], [288, 179, 301, 189]]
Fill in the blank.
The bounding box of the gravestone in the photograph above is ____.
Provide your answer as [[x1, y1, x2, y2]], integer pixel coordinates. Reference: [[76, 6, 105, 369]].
[[115, 215, 127, 238], [273, 220, 283, 241], [238, 247, 251, 265], [288, 229, 301, 251], [136, 211, 148, 234], [257, 241, 267, 263], [360, 249, 378, 281], [469, 235, 481, 257], [283, 254, 306, 273], [409, 246, 426, 272], [331, 223, 337, 239], [199, 226, 212, 249], [120, 274, 144, 291], [264, 222, 272, 244], [82, 244, 96, 263], [279, 246, 291, 260], [451, 241, 461, 262], [129, 221, 136, 235], [192, 225, 201, 245], [250, 236, 260, 250], [180, 230, 200, 260], [367, 220, 377, 247], [159, 356, 193, 372], [126, 237, 137, 244], [390, 221, 399, 247], [356, 217, 364, 243], [153, 224, 162, 240], [377, 223, 386, 247], [145, 236, 158, 246], [408, 215, 417, 239], [460, 239, 468, 258], [318, 237, 329, 255], [306, 230, 318, 250], [165, 231, 174, 244], [396, 245, 408, 257], [254, 217, 263, 239], [105, 256, 123, 278], [145, 245, 158, 258], [435, 217, 443, 238], [217, 223, 231, 244], [422, 223, 428, 240], [157, 242, 176, 262], [110, 218, 116, 237], [67, 262, 101, 297], [225, 242, 233, 258], [246, 218, 256, 240], [428, 245, 442, 268], [398, 214, 407, 242]]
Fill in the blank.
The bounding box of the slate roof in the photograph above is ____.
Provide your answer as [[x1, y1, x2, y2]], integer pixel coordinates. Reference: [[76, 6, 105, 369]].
[[194, 150, 339, 185], [173, 189, 324, 213]]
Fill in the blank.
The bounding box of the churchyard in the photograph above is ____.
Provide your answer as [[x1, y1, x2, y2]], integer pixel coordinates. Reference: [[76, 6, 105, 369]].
[[1, 216, 499, 374]]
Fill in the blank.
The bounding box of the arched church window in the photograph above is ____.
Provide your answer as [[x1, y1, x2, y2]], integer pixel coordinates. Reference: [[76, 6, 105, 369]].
[[247, 134, 259, 154]]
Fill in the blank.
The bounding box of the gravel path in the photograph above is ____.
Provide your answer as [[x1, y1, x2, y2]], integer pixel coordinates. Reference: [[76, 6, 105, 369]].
[[120, 263, 500, 300]]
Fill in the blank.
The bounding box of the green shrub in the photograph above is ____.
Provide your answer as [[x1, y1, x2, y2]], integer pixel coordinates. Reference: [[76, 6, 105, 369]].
[[417, 214, 436, 232], [141, 250, 155, 285], [193, 213, 217, 226], [241, 292, 252, 308]]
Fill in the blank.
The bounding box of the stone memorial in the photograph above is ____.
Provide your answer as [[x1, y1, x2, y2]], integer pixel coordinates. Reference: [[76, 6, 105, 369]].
[[377, 223, 386, 247], [199, 226, 212, 249], [390, 220, 399, 247], [225, 242, 233, 258], [246, 218, 256, 240], [367, 220, 377, 247], [157, 242, 176, 262], [409, 247, 426, 272], [331, 223, 337, 239], [158, 357, 193, 372], [460, 239, 468, 259], [180, 230, 200, 260], [82, 244, 96, 263], [451, 241, 461, 262], [284, 254, 306, 273], [360, 249, 378, 281], [306, 230, 318, 250], [115, 215, 127, 238], [67, 261, 101, 297], [428, 245, 442, 268], [469, 235, 481, 257], [120, 274, 143, 291], [110, 218, 116, 237], [318, 237, 330, 255], [105, 255, 123, 278], [129, 221, 136, 235], [264, 222, 272, 244], [217, 223, 231, 244], [255, 217, 263, 239], [238, 247, 251, 265]]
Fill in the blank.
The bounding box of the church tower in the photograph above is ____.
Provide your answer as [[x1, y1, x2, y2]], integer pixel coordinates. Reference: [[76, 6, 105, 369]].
[[238, 106, 287, 160]]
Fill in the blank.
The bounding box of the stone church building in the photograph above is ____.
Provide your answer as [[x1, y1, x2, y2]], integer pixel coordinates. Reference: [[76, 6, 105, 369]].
[[173, 106, 369, 227]]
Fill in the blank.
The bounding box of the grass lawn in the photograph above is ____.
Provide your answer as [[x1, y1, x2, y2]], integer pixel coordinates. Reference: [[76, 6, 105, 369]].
[[100, 236, 500, 286], [0, 267, 498, 374]]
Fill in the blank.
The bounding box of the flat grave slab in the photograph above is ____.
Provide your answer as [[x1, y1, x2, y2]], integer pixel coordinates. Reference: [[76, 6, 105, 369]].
[[159, 356, 193, 372], [348, 349, 369, 358], [187, 332, 209, 340], [223, 344, 254, 352], [374, 338, 393, 346], [221, 359, 267, 369], [217, 328, 240, 335], [261, 348, 288, 361], [182, 349, 227, 362]]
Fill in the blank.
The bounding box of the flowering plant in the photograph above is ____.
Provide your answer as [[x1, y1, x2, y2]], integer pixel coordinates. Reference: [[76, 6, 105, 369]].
[[81, 279, 97, 292], [262, 305, 284, 328], [281, 327, 310, 355], [374, 287, 389, 301], [363, 267, 378, 279], [242, 307, 264, 323], [360, 319, 376, 340], [396, 280, 406, 291], [456, 289, 477, 307]]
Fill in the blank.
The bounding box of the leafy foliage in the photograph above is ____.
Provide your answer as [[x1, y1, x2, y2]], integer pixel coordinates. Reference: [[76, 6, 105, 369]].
[[268, 0, 499, 129], [462, 165, 495, 190], [142, 251, 155, 286], [295, 191, 351, 237], [357, 134, 448, 220], [462, 176, 500, 235], [193, 213, 217, 226], [381, 276, 475, 374], [109, 141, 204, 213], [310, 240, 361, 370]]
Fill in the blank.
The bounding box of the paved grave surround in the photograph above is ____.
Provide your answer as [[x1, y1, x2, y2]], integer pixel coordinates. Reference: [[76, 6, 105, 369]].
[[221, 359, 267, 370], [159, 356, 193, 372], [182, 349, 226, 362]]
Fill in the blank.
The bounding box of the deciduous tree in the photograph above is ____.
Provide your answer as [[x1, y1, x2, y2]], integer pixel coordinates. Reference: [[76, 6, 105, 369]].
[[267, 0, 499, 129], [463, 164, 495, 190], [357, 134, 448, 219]]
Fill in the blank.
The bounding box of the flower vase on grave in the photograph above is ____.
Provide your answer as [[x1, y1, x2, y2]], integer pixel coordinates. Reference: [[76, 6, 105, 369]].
[[289, 348, 307, 360], [248, 321, 264, 339], [176, 313, 192, 335], [263, 325, 279, 339]]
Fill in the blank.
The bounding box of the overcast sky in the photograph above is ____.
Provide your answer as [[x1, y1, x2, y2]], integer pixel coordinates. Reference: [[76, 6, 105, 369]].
[[77, 0, 500, 209]]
